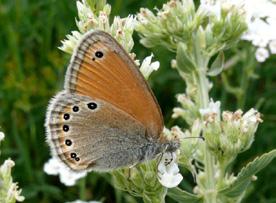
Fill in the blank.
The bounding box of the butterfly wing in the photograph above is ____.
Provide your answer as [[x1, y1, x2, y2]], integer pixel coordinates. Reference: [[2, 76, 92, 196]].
[[46, 91, 156, 171], [64, 30, 163, 138]]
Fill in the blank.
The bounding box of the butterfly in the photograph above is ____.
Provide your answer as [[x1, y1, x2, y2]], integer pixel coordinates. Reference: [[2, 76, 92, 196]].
[[45, 30, 179, 172]]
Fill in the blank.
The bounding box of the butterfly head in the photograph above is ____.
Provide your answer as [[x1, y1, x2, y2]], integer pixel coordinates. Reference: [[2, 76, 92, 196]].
[[163, 139, 180, 153]]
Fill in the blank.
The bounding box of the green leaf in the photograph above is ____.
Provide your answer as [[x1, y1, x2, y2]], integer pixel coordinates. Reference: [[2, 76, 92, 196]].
[[176, 43, 197, 74], [220, 149, 276, 198], [207, 51, 225, 76], [167, 187, 202, 203]]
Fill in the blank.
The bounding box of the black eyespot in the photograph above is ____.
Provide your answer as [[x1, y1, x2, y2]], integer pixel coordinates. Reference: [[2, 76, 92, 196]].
[[87, 102, 97, 110], [70, 153, 77, 158], [92, 57, 96, 61], [63, 125, 69, 132], [75, 157, 80, 162], [95, 51, 103, 58], [73, 106, 79, 112], [65, 139, 72, 146], [63, 113, 70, 120]]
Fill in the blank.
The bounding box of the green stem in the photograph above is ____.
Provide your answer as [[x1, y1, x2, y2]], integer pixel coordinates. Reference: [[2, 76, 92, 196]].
[[197, 71, 217, 203], [79, 177, 87, 200]]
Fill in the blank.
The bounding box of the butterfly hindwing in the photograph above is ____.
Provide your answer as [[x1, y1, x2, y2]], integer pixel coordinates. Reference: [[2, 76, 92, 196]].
[[46, 91, 153, 171]]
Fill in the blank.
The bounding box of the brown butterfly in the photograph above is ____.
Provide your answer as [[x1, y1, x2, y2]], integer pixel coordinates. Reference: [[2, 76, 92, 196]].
[[45, 30, 179, 172]]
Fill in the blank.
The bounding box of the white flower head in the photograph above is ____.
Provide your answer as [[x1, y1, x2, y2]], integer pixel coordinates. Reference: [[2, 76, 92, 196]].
[[238, 0, 276, 62], [255, 47, 269, 63], [172, 107, 186, 119], [0, 159, 15, 175], [7, 183, 25, 202], [200, 0, 276, 62], [269, 39, 276, 54], [44, 157, 87, 186], [0, 159, 25, 202], [157, 152, 183, 188], [0, 131, 4, 142], [241, 108, 263, 133], [199, 99, 221, 117], [59, 31, 83, 54], [139, 54, 160, 79], [61, 1, 136, 55]]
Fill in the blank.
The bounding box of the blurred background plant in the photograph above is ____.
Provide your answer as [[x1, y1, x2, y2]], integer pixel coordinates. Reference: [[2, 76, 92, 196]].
[[0, 0, 276, 203]]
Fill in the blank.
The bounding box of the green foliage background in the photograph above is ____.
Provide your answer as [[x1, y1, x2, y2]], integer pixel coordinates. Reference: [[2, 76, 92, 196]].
[[0, 0, 275, 202]]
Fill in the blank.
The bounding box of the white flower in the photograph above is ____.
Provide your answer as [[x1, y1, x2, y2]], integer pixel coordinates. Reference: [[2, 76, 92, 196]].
[[0, 159, 15, 175], [157, 152, 183, 188], [7, 183, 25, 202], [241, 108, 262, 133], [269, 40, 276, 54], [255, 47, 269, 62], [172, 107, 185, 119], [199, 0, 222, 20], [139, 54, 160, 79], [44, 157, 87, 186], [199, 99, 221, 117], [0, 159, 25, 202], [59, 31, 83, 54], [110, 15, 137, 52], [0, 131, 4, 142]]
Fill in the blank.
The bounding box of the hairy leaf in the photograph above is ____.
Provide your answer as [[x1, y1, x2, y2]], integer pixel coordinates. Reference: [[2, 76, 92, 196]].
[[220, 149, 276, 198]]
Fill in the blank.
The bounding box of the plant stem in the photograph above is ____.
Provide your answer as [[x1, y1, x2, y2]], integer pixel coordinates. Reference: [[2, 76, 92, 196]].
[[197, 70, 217, 203]]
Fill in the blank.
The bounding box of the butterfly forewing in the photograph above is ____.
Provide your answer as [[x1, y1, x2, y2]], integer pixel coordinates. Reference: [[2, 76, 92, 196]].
[[64, 31, 163, 138]]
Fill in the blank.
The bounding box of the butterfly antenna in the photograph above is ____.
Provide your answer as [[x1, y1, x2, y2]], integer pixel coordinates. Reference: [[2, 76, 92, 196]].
[[180, 136, 205, 141]]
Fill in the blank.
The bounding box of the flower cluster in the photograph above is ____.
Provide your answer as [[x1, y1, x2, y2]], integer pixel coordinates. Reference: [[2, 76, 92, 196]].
[[59, 0, 159, 79], [201, 100, 262, 164], [172, 94, 199, 125], [0, 132, 24, 203], [201, 0, 276, 62], [44, 157, 87, 186], [241, 0, 276, 62], [136, 0, 247, 56], [60, 0, 136, 54]]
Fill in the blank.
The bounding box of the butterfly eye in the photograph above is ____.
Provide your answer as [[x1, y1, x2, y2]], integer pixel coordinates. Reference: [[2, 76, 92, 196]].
[[87, 102, 97, 110], [63, 113, 70, 120], [63, 125, 69, 132], [65, 139, 72, 146], [95, 51, 104, 58], [72, 106, 79, 112]]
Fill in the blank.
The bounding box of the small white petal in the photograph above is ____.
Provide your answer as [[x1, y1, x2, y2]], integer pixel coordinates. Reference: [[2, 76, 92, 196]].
[[269, 40, 276, 54], [255, 47, 269, 62], [44, 157, 87, 186], [158, 172, 183, 188], [43, 157, 60, 175], [172, 107, 185, 119], [199, 99, 221, 116], [139, 54, 160, 79], [0, 132, 5, 141], [59, 168, 87, 186]]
